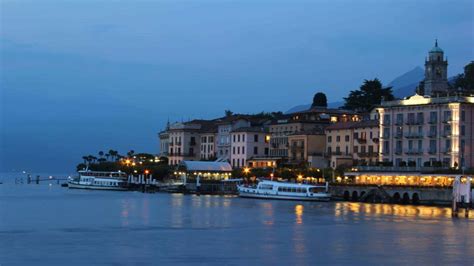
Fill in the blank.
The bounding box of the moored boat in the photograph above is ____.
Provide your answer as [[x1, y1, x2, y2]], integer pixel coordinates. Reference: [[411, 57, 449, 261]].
[[237, 180, 331, 201], [68, 170, 128, 191]]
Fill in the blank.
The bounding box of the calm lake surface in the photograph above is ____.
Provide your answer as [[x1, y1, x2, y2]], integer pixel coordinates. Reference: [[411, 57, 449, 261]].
[[1, 177, 473, 265]]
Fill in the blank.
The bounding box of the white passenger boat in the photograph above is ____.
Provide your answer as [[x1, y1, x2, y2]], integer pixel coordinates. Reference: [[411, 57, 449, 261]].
[[68, 170, 128, 191], [237, 180, 331, 201]]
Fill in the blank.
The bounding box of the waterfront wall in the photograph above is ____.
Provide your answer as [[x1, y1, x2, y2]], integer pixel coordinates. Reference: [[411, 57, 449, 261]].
[[331, 185, 452, 205]]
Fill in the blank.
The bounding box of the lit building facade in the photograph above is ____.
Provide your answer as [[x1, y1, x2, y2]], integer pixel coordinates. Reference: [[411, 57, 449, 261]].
[[378, 94, 474, 168]]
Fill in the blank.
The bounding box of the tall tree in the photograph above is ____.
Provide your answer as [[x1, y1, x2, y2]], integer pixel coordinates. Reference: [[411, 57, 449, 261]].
[[311, 92, 328, 108], [343, 78, 394, 112], [224, 110, 233, 117]]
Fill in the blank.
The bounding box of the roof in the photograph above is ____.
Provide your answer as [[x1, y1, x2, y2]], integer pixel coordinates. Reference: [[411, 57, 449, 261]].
[[231, 126, 267, 133], [180, 161, 232, 172], [430, 39, 443, 53], [325, 120, 378, 131]]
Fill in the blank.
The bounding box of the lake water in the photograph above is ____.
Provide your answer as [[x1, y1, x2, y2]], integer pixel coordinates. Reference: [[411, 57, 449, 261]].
[[0, 177, 473, 265]]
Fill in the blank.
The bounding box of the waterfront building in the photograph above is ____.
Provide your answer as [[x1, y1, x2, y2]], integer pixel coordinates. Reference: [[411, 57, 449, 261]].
[[269, 107, 360, 159], [167, 120, 217, 165], [200, 131, 217, 160], [287, 129, 327, 167], [377, 94, 474, 168], [325, 119, 379, 168], [230, 127, 270, 168], [158, 130, 169, 157], [175, 160, 233, 181]]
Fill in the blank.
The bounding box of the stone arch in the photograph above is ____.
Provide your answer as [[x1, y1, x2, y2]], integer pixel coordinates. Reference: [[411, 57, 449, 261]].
[[351, 191, 359, 201], [412, 193, 420, 205], [392, 192, 401, 204], [343, 191, 350, 201], [402, 192, 410, 204]]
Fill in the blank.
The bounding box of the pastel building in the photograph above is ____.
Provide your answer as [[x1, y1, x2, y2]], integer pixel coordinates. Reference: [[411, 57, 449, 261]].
[[230, 127, 270, 168]]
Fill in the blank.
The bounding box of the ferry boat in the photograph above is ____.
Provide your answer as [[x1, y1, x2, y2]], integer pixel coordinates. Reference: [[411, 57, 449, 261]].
[[237, 180, 331, 201], [68, 170, 128, 191]]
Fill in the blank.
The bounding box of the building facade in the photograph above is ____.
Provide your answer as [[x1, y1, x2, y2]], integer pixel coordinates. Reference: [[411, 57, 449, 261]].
[[325, 120, 379, 168], [378, 94, 474, 168], [230, 127, 270, 168]]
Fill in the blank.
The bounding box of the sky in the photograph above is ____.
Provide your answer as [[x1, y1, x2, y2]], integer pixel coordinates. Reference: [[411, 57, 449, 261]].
[[1, 0, 473, 173]]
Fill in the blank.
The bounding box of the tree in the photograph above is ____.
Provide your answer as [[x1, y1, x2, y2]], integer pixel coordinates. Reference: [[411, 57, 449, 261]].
[[343, 78, 394, 112], [98, 151, 104, 158], [449, 62, 474, 93], [127, 150, 135, 157], [311, 92, 328, 108], [224, 110, 233, 117]]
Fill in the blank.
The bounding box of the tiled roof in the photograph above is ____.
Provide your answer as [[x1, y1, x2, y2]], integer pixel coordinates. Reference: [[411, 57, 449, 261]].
[[231, 126, 268, 133]]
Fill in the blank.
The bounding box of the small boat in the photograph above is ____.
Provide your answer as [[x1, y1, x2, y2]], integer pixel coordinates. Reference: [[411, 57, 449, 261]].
[[237, 180, 331, 201], [68, 170, 128, 191]]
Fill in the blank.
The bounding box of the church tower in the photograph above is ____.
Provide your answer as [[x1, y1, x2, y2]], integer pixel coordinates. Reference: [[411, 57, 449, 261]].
[[424, 39, 448, 96]]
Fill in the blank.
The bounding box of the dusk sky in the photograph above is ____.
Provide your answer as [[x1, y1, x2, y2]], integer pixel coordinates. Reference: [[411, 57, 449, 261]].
[[1, 0, 473, 173]]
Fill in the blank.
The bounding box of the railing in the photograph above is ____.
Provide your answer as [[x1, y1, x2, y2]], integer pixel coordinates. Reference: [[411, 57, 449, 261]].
[[428, 132, 437, 138], [428, 119, 437, 124], [442, 132, 452, 138], [405, 133, 424, 138], [442, 117, 453, 123], [405, 149, 423, 154], [356, 138, 367, 144], [189, 141, 196, 146], [394, 133, 403, 139], [352, 166, 451, 172]]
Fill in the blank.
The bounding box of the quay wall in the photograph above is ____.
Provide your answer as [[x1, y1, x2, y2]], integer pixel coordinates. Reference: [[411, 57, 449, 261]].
[[330, 185, 452, 205]]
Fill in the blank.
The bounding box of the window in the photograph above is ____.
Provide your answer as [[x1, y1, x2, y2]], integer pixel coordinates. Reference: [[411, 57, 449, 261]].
[[461, 111, 466, 122], [242, 135, 245, 142], [430, 111, 437, 123], [416, 112, 424, 124], [254, 147, 258, 155], [336, 136, 341, 142], [461, 125, 465, 136], [408, 113, 415, 124], [396, 113, 403, 124], [353, 132, 359, 139], [444, 110, 452, 121], [383, 114, 391, 125], [354, 146, 359, 153], [254, 134, 259, 142], [264, 148, 269, 155], [233, 135, 236, 142], [327, 147, 332, 154], [232, 147, 235, 154], [345, 135, 350, 141], [237, 147, 240, 154], [429, 140, 436, 153], [328, 136, 332, 143], [237, 135, 240, 142]]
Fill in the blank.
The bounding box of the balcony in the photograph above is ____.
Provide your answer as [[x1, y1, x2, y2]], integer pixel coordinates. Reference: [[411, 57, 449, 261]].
[[356, 138, 367, 144], [442, 148, 452, 154], [405, 132, 424, 139], [394, 133, 403, 139], [372, 137, 380, 143], [189, 141, 197, 146], [352, 166, 451, 173], [428, 132, 437, 138], [395, 149, 402, 155], [395, 120, 404, 126], [442, 117, 453, 123], [428, 119, 437, 124], [428, 149, 437, 154], [442, 132, 452, 138], [405, 149, 423, 155], [169, 142, 174, 146], [357, 152, 376, 157], [175, 142, 182, 146]]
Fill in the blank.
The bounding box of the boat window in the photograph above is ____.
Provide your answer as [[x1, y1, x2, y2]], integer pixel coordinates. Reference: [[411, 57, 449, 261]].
[[259, 184, 273, 190], [309, 187, 326, 193]]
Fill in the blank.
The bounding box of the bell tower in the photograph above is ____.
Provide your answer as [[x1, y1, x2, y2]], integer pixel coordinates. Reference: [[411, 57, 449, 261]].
[[424, 39, 448, 96]]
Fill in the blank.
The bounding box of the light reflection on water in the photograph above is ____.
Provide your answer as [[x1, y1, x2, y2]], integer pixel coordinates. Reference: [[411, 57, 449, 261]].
[[334, 202, 457, 220], [0, 184, 473, 265]]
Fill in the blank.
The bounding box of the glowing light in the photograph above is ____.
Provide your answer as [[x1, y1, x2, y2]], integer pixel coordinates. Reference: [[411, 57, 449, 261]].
[[144, 170, 150, 175]]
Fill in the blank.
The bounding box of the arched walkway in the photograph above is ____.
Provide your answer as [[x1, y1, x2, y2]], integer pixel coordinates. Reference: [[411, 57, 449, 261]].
[[402, 192, 410, 204], [343, 191, 350, 201], [412, 193, 420, 205], [392, 192, 401, 204], [351, 191, 359, 201]]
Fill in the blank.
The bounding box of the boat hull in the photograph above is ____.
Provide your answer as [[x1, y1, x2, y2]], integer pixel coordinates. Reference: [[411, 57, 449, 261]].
[[238, 191, 331, 201], [68, 182, 128, 191]]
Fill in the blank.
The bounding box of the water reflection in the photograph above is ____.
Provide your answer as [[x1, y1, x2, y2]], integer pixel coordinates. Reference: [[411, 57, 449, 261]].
[[294, 204, 304, 225], [120, 199, 130, 227], [261, 202, 274, 226], [334, 202, 460, 219]]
